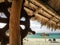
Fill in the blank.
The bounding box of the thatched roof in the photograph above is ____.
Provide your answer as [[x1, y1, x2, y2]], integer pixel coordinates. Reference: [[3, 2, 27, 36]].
[[24, 0, 60, 30], [36, 0, 60, 14], [0, 0, 60, 30], [0, 0, 11, 2]]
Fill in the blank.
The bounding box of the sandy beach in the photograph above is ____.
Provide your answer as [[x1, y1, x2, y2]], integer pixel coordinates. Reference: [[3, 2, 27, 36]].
[[0, 38, 60, 45], [23, 38, 60, 45]]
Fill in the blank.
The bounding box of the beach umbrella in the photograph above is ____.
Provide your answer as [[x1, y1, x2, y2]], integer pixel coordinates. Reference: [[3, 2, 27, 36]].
[[41, 33, 49, 42]]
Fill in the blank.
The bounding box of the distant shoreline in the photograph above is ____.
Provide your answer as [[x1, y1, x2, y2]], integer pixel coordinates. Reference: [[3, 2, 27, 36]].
[[26, 33, 60, 39]]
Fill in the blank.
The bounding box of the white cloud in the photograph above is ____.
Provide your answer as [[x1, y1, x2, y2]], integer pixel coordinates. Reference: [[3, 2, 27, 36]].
[[30, 20, 60, 33]]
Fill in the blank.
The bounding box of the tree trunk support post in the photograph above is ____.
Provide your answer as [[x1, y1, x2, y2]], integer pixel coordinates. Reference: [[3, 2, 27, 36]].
[[9, 0, 22, 45]]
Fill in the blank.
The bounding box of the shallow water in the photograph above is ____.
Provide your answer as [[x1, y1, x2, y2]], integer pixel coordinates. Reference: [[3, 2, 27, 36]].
[[27, 33, 60, 38]]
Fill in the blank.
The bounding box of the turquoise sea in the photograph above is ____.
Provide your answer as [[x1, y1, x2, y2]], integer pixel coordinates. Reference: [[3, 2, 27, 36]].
[[27, 33, 60, 39]]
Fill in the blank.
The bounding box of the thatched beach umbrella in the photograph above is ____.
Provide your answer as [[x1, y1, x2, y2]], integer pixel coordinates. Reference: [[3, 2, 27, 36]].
[[41, 33, 49, 42]]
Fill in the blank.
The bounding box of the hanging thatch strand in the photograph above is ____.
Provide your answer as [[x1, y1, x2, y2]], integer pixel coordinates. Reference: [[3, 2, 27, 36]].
[[24, 0, 60, 30], [0, 0, 60, 30]]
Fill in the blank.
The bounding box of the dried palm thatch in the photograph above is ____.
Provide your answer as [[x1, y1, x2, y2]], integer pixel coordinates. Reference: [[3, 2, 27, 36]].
[[24, 0, 60, 30], [0, 0, 60, 30], [0, 0, 12, 2]]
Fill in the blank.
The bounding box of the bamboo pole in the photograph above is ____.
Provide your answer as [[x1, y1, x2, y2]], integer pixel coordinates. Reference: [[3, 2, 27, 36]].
[[9, 0, 22, 45]]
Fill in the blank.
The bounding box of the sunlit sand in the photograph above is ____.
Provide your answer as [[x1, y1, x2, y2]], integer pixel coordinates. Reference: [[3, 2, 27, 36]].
[[0, 38, 60, 45], [23, 38, 60, 45]]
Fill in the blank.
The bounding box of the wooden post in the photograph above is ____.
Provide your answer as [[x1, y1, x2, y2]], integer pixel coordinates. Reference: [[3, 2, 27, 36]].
[[9, 0, 22, 45]]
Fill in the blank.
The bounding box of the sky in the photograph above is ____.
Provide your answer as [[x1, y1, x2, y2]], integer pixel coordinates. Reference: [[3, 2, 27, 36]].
[[0, 13, 60, 33], [30, 20, 60, 33]]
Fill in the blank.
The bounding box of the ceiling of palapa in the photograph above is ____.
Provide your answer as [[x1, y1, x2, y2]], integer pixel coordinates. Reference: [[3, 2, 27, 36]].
[[0, 0, 60, 30]]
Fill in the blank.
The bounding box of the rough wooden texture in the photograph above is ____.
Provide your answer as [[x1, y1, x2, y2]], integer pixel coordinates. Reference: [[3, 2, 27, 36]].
[[9, 0, 22, 45]]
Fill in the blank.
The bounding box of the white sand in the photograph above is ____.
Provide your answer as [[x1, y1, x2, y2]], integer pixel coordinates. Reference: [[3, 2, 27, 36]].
[[23, 38, 60, 45], [0, 38, 60, 45]]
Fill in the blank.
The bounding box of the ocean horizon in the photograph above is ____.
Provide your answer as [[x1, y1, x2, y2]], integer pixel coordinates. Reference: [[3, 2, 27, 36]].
[[27, 33, 60, 39]]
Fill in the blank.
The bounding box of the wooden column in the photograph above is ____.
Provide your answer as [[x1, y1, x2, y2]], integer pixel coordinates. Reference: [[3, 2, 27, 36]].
[[9, 0, 22, 45]]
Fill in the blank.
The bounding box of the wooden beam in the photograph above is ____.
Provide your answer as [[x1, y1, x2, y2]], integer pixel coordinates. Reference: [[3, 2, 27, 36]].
[[0, 18, 9, 23], [24, 3, 60, 25], [9, 0, 22, 45], [25, 0, 60, 21], [24, 7, 57, 25]]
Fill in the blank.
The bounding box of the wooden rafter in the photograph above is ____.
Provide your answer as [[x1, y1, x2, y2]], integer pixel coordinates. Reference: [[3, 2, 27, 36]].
[[24, 0, 60, 30], [0, 18, 9, 23]]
